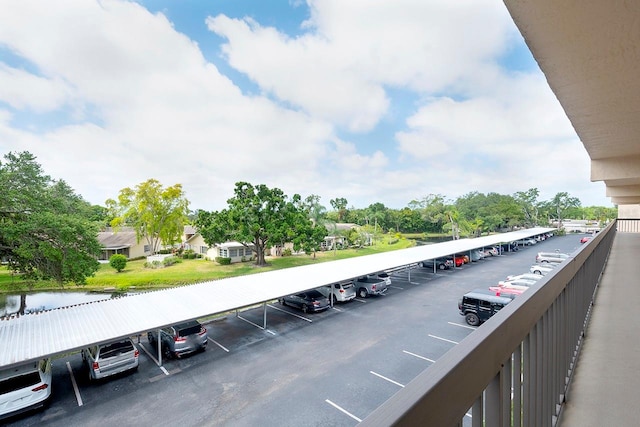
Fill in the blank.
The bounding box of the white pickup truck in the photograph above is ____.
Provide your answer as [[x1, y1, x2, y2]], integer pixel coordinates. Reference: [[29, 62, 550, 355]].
[[355, 276, 388, 298]]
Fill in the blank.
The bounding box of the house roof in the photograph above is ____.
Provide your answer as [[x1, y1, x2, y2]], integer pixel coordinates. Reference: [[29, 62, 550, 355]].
[[97, 229, 138, 249], [326, 222, 359, 232]]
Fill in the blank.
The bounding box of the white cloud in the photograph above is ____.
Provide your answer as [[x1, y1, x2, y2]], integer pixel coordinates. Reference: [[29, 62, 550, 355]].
[[206, 0, 516, 133], [0, 65, 71, 112], [0, 0, 613, 213]]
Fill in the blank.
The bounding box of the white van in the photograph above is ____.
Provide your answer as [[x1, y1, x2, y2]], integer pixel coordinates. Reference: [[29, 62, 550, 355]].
[[0, 359, 52, 420]]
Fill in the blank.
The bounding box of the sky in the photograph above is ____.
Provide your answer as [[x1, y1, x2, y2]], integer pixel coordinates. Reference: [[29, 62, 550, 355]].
[[0, 0, 612, 212]]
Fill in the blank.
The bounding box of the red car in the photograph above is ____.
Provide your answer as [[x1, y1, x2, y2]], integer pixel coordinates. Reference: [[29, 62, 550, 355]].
[[489, 285, 526, 296], [580, 236, 592, 244], [446, 256, 465, 267]]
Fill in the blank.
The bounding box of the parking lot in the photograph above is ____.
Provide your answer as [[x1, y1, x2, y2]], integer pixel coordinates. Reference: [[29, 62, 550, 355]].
[[5, 234, 583, 427]]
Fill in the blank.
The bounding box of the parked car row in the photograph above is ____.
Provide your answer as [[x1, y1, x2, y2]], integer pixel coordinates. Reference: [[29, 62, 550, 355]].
[[279, 270, 392, 314], [459, 233, 556, 326], [0, 319, 210, 421]]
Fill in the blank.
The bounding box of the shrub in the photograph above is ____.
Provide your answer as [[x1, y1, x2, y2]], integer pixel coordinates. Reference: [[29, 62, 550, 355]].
[[215, 257, 232, 265], [162, 256, 181, 267], [183, 249, 196, 259], [282, 248, 292, 256], [109, 254, 127, 272]]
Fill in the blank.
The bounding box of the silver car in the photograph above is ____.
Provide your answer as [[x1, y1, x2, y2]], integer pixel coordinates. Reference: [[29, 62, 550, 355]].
[[147, 320, 208, 358], [318, 281, 356, 303], [82, 338, 139, 381], [536, 252, 570, 263]]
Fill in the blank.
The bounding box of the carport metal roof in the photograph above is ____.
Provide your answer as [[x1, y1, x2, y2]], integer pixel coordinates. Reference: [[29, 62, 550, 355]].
[[0, 227, 554, 369]]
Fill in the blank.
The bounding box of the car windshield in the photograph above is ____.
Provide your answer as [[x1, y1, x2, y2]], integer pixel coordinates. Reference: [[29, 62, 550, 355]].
[[0, 371, 41, 395], [306, 290, 323, 298], [100, 340, 134, 358], [178, 324, 202, 337]]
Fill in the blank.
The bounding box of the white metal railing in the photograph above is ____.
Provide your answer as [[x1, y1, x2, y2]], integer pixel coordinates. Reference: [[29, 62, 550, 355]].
[[359, 223, 615, 427], [617, 218, 640, 233]]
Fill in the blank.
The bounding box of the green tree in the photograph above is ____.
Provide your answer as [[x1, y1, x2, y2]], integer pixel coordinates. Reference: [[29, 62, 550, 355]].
[[544, 192, 581, 228], [365, 202, 389, 235], [294, 194, 329, 258], [514, 188, 541, 227], [0, 151, 101, 284], [106, 179, 190, 255], [109, 254, 127, 272], [195, 182, 310, 266], [330, 197, 349, 222]]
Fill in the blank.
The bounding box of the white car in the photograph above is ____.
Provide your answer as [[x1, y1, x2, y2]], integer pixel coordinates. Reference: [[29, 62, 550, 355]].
[[530, 264, 557, 275], [485, 246, 499, 256], [497, 278, 537, 289], [506, 273, 543, 282], [0, 359, 52, 420]]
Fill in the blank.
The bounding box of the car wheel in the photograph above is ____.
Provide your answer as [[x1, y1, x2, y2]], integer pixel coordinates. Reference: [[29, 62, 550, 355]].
[[438, 263, 445, 270], [541, 260, 548, 263], [418, 262, 424, 268], [358, 288, 368, 298], [280, 298, 286, 306], [465, 313, 480, 326], [534, 271, 541, 275], [301, 304, 309, 313]]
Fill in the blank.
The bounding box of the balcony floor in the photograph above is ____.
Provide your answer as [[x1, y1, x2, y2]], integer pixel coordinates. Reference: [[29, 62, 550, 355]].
[[560, 232, 640, 426]]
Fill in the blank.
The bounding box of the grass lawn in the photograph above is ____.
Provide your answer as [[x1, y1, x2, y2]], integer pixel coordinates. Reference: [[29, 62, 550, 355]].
[[0, 236, 415, 293]]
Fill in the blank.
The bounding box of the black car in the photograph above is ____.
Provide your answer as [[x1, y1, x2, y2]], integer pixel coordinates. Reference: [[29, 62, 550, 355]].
[[279, 290, 330, 313], [458, 289, 513, 326]]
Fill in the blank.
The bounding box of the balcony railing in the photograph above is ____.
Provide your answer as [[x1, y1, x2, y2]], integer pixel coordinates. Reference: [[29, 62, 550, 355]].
[[360, 222, 616, 427], [616, 218, 640, 233]]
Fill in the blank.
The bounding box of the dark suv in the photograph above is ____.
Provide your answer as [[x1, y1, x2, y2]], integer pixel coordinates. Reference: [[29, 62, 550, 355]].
[[147, 320, 208, 358], [458, 289, 513, 326]]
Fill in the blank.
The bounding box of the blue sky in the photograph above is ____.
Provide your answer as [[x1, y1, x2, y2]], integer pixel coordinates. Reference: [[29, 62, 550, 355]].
[[0, 0, 610, 212]]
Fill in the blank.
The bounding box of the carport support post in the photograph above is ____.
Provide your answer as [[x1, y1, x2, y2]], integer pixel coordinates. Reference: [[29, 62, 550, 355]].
[[157, 330, 163, 366], [262, 302, 267, 329]]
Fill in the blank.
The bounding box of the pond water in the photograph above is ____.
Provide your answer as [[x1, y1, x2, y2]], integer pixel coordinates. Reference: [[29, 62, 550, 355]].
[[0, 291, 131, 318]]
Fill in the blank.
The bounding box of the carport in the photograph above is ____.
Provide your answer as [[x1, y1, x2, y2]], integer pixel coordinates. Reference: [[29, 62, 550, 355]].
[[0, 227, 554, 369]]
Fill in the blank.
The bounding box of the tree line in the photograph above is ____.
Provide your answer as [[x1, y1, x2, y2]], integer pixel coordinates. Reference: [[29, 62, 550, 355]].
[[0, 151, 617, 285]]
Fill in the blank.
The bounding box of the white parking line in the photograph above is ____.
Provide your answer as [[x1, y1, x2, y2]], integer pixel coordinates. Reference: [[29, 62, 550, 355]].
[[208, 337, 230, 352], [370, 371, 405, 388], [138, 343, 170, 374], [389, 285, 404, 290], [330, 306, 343, 312], [353, 298, 367, 303], [325, 399, 362, 422], [268, 304, 313, 322], [66, 361, 83, 407], [448, 321, 475, 330], [402, 350, 435, 363], [428, 334, 459, 345]]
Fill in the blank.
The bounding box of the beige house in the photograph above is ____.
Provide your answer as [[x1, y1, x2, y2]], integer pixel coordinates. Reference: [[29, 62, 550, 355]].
[[97, 228, 151, 261], [99, 225, 256, 264], [182, 226, 256, 263]]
